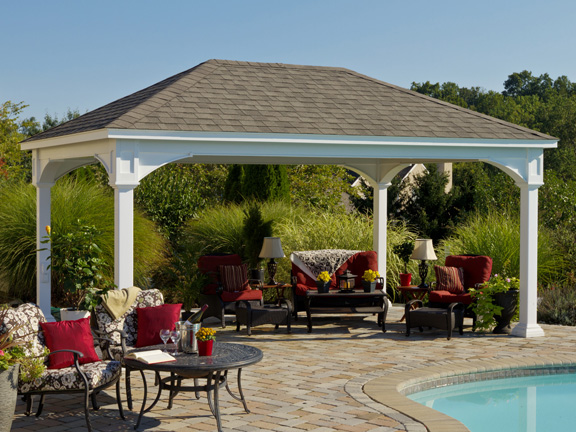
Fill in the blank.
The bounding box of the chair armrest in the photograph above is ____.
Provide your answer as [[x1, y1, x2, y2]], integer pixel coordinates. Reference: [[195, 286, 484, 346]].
[[405, 299, 423, 315]]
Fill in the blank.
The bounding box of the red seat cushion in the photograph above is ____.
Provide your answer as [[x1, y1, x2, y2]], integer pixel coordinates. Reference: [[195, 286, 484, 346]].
[[429, 290, 473, 305], [336, 251, 378, 288], [434, 266, 465, 294], [445, 255, 492, 289], [219, 264, 250, 292], [220, 289, 262, 302], [40, 317, 100, 369], [135, 303, 182, 347], [198, 254, 243, 295]]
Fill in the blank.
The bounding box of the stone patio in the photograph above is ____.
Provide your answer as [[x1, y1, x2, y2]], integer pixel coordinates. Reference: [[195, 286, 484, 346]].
[[11, 306, 576, 431]]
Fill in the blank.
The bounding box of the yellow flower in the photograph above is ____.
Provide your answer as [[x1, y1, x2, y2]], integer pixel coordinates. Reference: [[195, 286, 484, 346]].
[[195, 327, 216, 341], [45, 225, 51, 235], [362, 269, 380, 283], [317, 271, 331, 283]]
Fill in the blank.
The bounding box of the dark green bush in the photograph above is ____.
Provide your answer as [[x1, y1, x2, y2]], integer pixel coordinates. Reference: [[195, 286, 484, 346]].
[[538, 284, 576, 326]]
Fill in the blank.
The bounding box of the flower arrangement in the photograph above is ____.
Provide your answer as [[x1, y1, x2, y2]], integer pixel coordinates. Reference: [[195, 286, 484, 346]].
[[195, 327, 216, 342], [362, 269, 380, 283], [317, 271, 331, 283], [469, 274, 520, 331], [0, 306, 47, 382]]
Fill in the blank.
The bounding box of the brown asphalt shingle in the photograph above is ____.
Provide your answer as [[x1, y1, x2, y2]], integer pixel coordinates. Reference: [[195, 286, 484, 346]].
[[24, 59, 556, 142]]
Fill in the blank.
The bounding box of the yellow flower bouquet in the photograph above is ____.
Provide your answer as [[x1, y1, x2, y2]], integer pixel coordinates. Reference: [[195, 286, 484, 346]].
[[362, 269, 380, 283], [317, 271, 331, 283], [195, 327, 216, 342]]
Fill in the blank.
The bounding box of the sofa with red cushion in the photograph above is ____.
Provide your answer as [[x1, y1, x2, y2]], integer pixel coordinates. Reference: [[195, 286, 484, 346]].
[[428, 255, 493, 322], [198, 254, 263, 327], [290, 250, 382, 316]]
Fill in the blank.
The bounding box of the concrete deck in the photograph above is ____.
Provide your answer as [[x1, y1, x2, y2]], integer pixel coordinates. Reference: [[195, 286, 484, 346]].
[[11, 306, 576, 431]]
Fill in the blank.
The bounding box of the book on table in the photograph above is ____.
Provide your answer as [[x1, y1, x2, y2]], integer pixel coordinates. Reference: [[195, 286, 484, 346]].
[[125, 350, 176, 364]]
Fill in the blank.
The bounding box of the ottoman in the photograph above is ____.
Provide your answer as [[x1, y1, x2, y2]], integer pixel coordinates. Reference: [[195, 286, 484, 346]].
[[235, 299, 292, 336], [405, 300, 464, 340]]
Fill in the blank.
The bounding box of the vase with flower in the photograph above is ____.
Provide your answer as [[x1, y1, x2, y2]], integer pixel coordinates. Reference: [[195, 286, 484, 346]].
[[362, 269, 381, 293], [316, 271, 331, 293], [195, 327, 216, 356]]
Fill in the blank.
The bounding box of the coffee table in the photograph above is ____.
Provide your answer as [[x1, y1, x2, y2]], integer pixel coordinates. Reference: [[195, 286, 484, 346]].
[[124, 342, 263, 431], [304, 289, 389, 333]]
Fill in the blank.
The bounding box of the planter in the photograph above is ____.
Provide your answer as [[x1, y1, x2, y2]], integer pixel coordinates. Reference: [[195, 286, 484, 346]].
[[492, 289, 519, 334], [362, 281, 377, 293], [249, 268, 265, 282], [0, 364, 19, 432], [399, 273, 412, 287], [316, 281, 331, 293], [197, 340, 214, 356], [60, 308, 90, 321]]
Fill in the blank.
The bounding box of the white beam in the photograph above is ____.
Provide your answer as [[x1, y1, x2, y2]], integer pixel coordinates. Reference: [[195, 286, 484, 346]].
[[373, 182, 390, 288], [113, 186, 135, 288], [35, 184, 54, 321], [511, 184, 545, 337]]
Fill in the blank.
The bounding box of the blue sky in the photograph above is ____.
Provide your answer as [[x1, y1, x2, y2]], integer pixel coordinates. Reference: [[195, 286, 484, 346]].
[[3, 0, 576, 122]]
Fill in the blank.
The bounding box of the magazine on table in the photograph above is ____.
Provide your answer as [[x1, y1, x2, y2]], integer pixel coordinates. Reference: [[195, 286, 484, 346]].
[[125, 350, 176, 364]]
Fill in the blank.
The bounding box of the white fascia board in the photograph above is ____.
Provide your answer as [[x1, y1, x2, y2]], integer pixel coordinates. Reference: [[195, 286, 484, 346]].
[[108, 129, 558, 149], [20, 129, 110, 150]]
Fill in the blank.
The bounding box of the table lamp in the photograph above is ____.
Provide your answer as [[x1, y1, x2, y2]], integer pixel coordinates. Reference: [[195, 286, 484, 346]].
[[410, 239, 437, 288], [259, 237, 285, 285]]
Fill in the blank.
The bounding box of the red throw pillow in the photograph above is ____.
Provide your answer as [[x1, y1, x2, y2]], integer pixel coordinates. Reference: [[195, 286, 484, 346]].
[[434, 266, 465, 294], [219, 264, 249, 292], [135, 303, 182, 347], [40, 317, 100, 369]]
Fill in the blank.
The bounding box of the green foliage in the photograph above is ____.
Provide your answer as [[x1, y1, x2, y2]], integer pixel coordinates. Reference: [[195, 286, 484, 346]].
[[0, 177, 168, 303], [135, 163, 227, 240], [392, 241, 414, 273], [0, 101, 33, 182], [439, 209, 566, 285], [538, 284, 576, 326], [242, 203, 273, 268], [469, 274, 520, 331], [241, 165, 290, 202], [42, 223, 112, 311], [223, 164, 243, 203]]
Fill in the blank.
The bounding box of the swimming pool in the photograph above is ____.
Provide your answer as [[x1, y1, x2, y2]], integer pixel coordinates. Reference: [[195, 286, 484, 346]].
[[408, 371, 576, 432]]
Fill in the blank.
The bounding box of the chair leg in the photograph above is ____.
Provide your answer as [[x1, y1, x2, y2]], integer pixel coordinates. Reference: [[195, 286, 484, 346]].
[[91, 391, 100, 410], [24, 394, 33, 416], [126, 368, 133, 411], [116, 379, 126, 420], [220, 307, 226, 328], [35, 394, 45, 417]]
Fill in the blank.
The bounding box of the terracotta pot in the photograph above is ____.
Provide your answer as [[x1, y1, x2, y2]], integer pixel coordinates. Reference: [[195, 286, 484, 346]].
[[197, 339, 214, 356], [400, 273, 412, 286]]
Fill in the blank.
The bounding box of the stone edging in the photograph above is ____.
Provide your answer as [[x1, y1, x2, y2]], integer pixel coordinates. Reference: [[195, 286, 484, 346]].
[[357, 354, 576, 432]]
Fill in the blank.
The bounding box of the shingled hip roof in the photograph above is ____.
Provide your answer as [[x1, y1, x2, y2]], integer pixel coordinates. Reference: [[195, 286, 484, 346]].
[[24, 59, 556, 143]]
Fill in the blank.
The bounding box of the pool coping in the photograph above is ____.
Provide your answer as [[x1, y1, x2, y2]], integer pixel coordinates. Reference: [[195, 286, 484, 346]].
[[363, 354, 576, 432]]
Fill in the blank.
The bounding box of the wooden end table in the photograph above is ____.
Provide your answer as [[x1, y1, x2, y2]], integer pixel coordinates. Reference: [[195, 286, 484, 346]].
[[397, 285, 429, 321]]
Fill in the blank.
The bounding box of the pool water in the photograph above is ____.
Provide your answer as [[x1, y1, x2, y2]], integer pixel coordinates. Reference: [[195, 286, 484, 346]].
[[408, 373, 576, 432]]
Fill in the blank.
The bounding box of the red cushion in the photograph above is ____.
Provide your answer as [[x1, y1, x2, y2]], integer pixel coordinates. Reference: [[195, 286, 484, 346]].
[[445, 255, 492, 289], [429, 290, 473, 305], [219, 264, 249, 292], [40, 317, 100, 369], [434, 266, 464, 294], [220, 289, 263, 302], [336, 251, 378, 288], [135, 303, 182, 348], [198, 254, 243, 294]]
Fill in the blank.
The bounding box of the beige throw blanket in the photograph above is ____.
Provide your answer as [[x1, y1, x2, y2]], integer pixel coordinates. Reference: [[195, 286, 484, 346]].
[[102, 286, 142, 320]]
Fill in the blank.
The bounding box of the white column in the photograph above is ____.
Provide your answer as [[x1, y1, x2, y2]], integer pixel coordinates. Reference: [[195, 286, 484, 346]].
[[36, 184, 54, 321], [113, 185, 135, 288], [511, 184, 545, 337], [373, 182, 390, 288]]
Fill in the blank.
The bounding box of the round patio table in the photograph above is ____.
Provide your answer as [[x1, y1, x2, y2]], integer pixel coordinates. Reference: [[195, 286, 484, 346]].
[[124, 342, 263, 431]]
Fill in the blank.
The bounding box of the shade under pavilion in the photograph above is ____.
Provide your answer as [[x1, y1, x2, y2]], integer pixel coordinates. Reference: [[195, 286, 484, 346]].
[[21, 59, 557, 337]]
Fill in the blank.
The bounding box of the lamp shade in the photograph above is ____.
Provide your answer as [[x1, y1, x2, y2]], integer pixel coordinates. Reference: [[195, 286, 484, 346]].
[[258, 237, 285, 259], [410, 239, 437, 261]]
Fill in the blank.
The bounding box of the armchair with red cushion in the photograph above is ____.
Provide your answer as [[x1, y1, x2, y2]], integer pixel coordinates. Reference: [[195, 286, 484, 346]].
[[428, 255, 493, 324], [198, 254, 263, 327]]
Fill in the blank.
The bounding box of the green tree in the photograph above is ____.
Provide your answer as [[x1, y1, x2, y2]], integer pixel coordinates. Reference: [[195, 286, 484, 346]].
[[223, 164, 243, 203], [241, 165, 290, 202], [0, 101, 35, 182]]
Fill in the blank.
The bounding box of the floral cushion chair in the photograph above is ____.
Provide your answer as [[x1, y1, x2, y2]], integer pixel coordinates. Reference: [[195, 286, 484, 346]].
[[0, 303, 124, 432]]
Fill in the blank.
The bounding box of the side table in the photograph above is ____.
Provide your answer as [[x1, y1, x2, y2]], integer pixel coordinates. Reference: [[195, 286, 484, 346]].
[[256, 282, 291, 305], [397, 285, 429, 321]]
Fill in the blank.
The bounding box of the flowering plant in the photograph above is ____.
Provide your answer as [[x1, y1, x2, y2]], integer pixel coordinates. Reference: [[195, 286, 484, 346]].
[[195, 327, 216, 342], [362, 269, 380, 283], [468, 274, 520, 331], [317, 271, 331, 283]]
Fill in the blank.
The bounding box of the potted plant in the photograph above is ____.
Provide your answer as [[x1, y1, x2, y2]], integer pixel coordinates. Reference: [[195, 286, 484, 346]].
[[42, 223, 112, 320], [195, 327, 216, 356], [469, 274, 520, 334], [362, 269, 381, 293], [393, 241, 414, 286], [316, 271, 331, 293], [242, 204, 273, 282], [0, 306, 47, 430]]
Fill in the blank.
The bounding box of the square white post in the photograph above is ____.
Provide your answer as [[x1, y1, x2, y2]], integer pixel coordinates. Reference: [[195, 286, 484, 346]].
[[113, 185, 135, 288], [373, 182, 389, 288], [36, 184, 54, 321]]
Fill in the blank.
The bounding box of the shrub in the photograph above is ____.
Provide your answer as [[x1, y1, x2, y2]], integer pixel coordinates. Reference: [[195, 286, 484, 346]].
[[0, 177, 168, 302], [439, 209, 565, 285], [537, 284, 576, 326]]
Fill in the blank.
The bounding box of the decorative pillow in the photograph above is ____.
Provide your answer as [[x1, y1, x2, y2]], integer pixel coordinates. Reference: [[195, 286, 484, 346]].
[[40, 317, 100, 369], [219, 264, 249, 292], [434, 266, 465, 294], [135, 303, 182, 347]]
